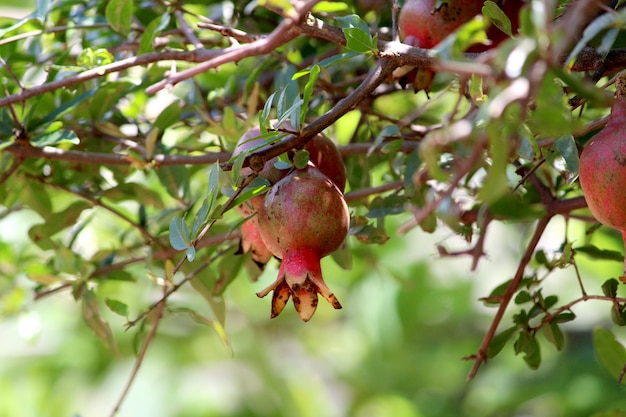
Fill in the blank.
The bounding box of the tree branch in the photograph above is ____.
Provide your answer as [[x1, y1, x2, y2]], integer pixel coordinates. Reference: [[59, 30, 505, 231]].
[[466, 215, 552, 380]]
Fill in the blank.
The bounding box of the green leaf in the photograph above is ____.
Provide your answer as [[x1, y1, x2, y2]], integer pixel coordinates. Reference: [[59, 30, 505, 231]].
[[366, 195, 407, 218], [169, 217, 191, 251], [191, 199, 210, 237], [489, 194, 546, 221], [566, 13, 615, 64], [173, 307, 231, 352], [554, 312, 576, 323], [189, 272, 230, 348], [105, 298, 129, 317], [186, 245, 196, 262], [300, 65, 320, 125], [139, 13, 171, 55], [479, 133, 511, 205], [106, 0, 134, 36], [515, 290, 532, 304], [38, 89, 98, 127], [514, 331, 541, 369], [602, 278, 619, 298], [542, 322, 565, 351], [312, 1, 349, 13], [156, 165, 190, 200], [82, 290, 120, 355], [554, 135, 579, 176], [28, 201, 92, 249], [154, 100, 182, 131], [206, 162, 221, 219], [103, 182, 165, 209], [343, 27, 376, 53], [368, 125, 400, 157], [486, 326, 518, 358], [336, 14, 370, 32], [593, 327, 626, 384], [483, 1, 512, 37], [574, 245, 624, 262], [293, 149, 310, 169], [30, 129, 80, 147]]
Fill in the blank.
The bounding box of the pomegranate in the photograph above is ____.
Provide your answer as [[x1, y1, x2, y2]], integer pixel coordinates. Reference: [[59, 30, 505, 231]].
[[239, 217, 273, 267], [579, 73, 626, 278], [256, 165, 350, 321], [397, 0, 521, 91], [233, 124, 346, 268], [233, 123, 346, 191]]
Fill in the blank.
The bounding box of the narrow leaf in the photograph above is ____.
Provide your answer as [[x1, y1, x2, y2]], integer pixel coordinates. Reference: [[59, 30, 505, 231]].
[[82, 290, 120, 355]]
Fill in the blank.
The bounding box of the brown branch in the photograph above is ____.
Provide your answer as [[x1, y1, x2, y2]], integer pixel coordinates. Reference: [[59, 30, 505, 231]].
[[466, 215, 552, 380], [4, 141, 230, 166], [344, 180, 404, 202], [109, 285, 167, 417], [0, 156, 22, 186], [552, 0, 614, 66], [125, 246, 231, 329], [0, 49, 221, 108], [25, 174, 158, 244], [145, 0, 322, 94]]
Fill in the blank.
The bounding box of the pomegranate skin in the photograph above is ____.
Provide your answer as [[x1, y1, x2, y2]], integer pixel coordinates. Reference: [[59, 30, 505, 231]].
[[233, 125, 346, 270], [239, 218, 273, 267], [256, 166, 350, 321], [399, 0, 484, 50], [399, 0, 520, 51], [579, 96, 626, 231]]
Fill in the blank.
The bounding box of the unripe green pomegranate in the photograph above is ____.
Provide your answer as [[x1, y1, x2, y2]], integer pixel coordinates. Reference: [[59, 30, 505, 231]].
[[579, 73, 626, 277], [256, 165, 350, 322]]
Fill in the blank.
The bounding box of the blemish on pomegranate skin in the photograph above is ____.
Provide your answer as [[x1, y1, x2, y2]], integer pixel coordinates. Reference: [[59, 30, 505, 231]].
[[613, 151, 626, 167]]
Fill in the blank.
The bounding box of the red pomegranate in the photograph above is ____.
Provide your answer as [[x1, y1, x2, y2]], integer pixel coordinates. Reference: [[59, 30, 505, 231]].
[[579, 73, 626, 277], [239, 217, 273, 267], [256, 166, 350, 321], [233, 124, 346, 269], [398, 0, 522, 90]]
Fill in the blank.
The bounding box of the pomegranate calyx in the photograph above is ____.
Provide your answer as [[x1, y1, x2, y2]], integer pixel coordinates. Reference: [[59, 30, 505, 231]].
[[256, 250, 343, 322]]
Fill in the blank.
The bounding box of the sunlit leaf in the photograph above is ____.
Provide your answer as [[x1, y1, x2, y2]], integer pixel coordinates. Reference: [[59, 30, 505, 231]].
[[30, 129, 80, 147], [106, 0, 133, 36]]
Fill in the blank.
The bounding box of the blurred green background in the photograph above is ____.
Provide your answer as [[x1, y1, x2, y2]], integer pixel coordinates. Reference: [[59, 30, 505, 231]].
[[3, 213, 626, 417]]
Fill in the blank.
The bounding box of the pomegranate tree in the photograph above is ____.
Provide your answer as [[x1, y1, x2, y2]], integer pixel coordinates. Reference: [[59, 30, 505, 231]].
[[256, 166, 350, 322], [579, 72, 626, 278]]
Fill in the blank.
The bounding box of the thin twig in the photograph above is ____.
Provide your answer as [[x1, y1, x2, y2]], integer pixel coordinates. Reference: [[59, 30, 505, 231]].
[[146, 0, 322, 94], [466, 215, 552, 380], [25, 174, 158, 244], [125, 247, 230, 329], [109, 286, 167, 417]]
